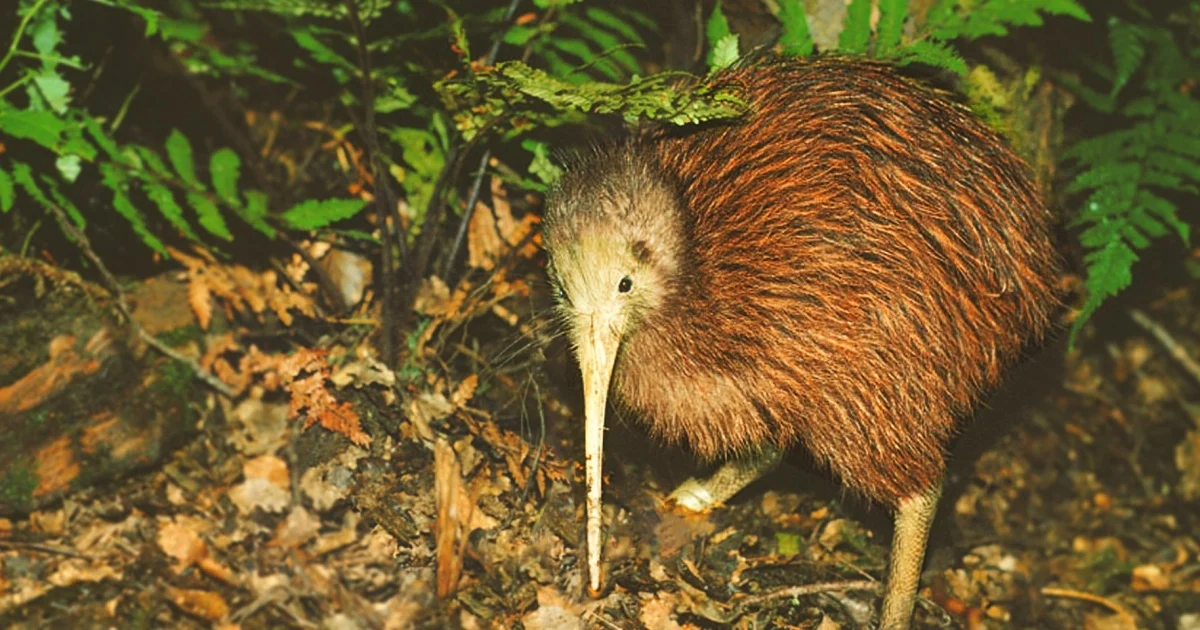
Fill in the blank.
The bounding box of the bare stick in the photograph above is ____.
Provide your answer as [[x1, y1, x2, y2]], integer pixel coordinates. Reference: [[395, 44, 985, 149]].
[[1041, 587, 1137, 630], [45, 204, 234, 398], [1130, 308, 1200, 387]]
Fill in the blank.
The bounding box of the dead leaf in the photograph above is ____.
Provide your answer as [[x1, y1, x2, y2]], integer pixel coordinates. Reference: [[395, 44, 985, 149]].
[[229, 455, 292, 515], [639, 593, 683, 630], [157, 519, 208, 571], [272, 506, 322, 549], [1131, 564, 1171, 591], [451, 374, 479, 408], [435, 439, 465, 598], [167, 586, 230, 622]]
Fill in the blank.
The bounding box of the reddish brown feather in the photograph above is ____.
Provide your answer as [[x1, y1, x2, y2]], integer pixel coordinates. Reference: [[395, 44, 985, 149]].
[[545, 57, 1063, 505]]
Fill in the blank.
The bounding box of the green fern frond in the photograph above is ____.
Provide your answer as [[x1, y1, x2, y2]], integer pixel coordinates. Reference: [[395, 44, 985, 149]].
[[199, 0, 386, 21], [1064, 18, 1199, 344], [776, 0, 813, 57], [437, 61, 747, 142], [839, 0, 874, 54]]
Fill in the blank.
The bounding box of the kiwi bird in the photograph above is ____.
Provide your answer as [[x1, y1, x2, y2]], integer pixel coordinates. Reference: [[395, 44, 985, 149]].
[[542, 56, 1061, 629]]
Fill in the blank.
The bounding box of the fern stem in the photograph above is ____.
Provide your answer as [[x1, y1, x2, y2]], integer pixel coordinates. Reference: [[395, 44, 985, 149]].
[[0, 0, 51, 78]]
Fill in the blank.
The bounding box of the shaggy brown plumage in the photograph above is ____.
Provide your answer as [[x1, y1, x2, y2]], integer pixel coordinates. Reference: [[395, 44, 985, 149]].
[[545, 56, 1062, 505]]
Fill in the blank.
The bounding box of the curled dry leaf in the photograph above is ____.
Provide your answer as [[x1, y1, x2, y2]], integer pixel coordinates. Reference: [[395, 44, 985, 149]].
[[157, 519, 208, 572], [271, 506, 322, 550], [451, 374, 479, 408], [169, 246, 317, 331], [166, 586, 230, 622], [467, 177, 541, 271], [228, 455, 291, 515]]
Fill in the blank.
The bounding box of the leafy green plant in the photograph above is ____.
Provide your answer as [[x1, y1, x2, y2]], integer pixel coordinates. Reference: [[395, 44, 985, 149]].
[[1061, 13, 1199, 342], [0, 0, 367, 257], [767, 0, 1091, 74]]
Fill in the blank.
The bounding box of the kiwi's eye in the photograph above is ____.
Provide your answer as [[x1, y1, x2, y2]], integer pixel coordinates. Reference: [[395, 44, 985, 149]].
[[555, 285, 567, 301], [618, 276, 633, 293]]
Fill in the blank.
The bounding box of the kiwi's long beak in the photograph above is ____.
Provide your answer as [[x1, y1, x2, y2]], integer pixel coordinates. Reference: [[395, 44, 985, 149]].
[[579, 314, 620, 596]]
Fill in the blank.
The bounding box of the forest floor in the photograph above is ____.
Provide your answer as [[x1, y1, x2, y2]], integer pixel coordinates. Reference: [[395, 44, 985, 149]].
[[2, 251, 1200, 630]]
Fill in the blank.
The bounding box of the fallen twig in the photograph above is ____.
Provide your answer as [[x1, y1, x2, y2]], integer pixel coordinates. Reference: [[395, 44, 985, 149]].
[[45, 204, 235, 398], [736, 579, 880, 608], [1130, 308, 1200, 387], [1041, 586, 1138, 629]]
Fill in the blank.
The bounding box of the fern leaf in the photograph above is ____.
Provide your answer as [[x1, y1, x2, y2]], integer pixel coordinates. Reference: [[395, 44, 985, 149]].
[[584, 7, 645, 45], [0, 107, 66, 150], [561, 14, 641, 74], [99, 163, 166, 254], [145, 181, 199, 242], [237, 189, 277, 238], [1107, 18, 1145, 98], [281, 198, 368, 231], [11, 162, 55, 214], [0, 167, 12, 212], [210, 148, 242, 207], [1071, 239, 1136, 345], [893, 39, 967, 75], [550, 37, 622, 81], [1138, 191, 1190, 243], [166, 129, 200, 187], [84, 117, 122, 160], [706, 0, 732, 71], [710, 35, 740, 71], [42, 174, 86, 228], [839, 0, 873, 54], [133, 146, 172, 178], [876, 0, 908, 53], [187, 192, 233, 241], [777, 0, 813, 57]]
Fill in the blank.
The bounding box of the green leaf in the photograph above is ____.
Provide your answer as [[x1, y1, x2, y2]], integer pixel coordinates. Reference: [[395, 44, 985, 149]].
[[280, 198, 368, 231], [187, 192, 232, 240], [893, 40, 967, 75], [84, 117, 123, 160], [237, 189, 277, 238], [42, 174, 86, 228], [33, 72, 72, 115], [1138, 191, 1189, 244], [1107, 18, 1145, 99], [550, 37, 622, 81], [0, 107, 66, 150], [0, 168, 13, 212], [705, 0, 732, 69], [11, 161, 54, 211], [839, 0, 873, 53], [145, 181, 199, 242], [1070, 239, 1136, 346], [99, 163, 165, 254], [165, 129, 199, 186], [585, 7, 645, 45], [289, 26, 357, 73], [876, 0, 908, 53], [55, 155, 82, 183], [210, 148, 242, 207], [709, 34, 740, 72], [777, 0, 813, 57], [522, 139, 563, 187]]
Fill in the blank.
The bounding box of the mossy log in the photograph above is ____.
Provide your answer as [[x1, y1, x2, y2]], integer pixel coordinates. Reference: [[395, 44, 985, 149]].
[[0, 257, 204, 515]]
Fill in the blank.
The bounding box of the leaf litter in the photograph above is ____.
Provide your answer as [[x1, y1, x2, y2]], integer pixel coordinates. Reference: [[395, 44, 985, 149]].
[[2, 183, 1200, 629]]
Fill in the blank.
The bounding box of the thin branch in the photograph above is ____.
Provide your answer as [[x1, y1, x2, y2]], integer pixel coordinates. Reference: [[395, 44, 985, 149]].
[[1129, 308, 1200, 387], [45, 205, 235, 399], [428, 0, 524, 284], [735, 579, 880, 609], [343, 0, 406, 365], [1041, 587, 1138, 629]]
